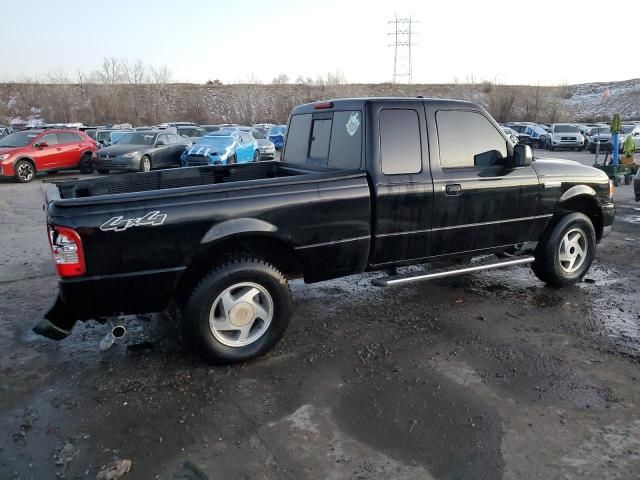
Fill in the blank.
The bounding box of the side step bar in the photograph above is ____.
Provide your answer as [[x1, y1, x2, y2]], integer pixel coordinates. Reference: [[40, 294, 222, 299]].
[[371, 256, 535, 287]]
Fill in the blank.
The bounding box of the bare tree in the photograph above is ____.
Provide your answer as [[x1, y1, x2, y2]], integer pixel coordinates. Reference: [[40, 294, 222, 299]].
[[121, 59, 148, 122], [325, 70, 346, 85], [272, 73, 289, 85], [148, 65, 171, 124]]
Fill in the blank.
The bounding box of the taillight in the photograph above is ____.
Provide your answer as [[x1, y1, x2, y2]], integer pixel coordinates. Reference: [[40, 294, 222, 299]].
[[48, 226, 86, 277], [313, 101, 334, 109]]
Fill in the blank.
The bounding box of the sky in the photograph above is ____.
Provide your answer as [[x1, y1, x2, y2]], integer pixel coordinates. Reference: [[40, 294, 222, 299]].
[[0, 0, 637, 86]]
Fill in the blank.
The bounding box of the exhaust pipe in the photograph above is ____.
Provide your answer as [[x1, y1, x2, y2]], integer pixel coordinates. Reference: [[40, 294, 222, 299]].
[[111, 325, 126, 339], [99, 324, 126, 351]]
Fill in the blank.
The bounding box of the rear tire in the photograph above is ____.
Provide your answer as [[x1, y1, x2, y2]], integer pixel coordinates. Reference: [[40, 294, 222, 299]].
[[14, 159, 35, 183], [182, 256, 291, 364], [79, 152, 94, 174], [532, 212, 596, 287], [140, 155, 152, 172]]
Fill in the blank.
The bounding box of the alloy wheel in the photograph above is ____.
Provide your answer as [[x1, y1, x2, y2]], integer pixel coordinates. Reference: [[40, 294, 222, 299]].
[[558, 227, 588, 273], [208, 282, 274, 347]]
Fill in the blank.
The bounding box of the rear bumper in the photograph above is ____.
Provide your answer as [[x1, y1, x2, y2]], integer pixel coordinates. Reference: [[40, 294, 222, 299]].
[[34, 267, 185, 339]]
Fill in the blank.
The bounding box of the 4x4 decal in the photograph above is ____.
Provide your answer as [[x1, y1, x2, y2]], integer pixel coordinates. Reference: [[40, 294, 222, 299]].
[[100, 211, 167, 232]]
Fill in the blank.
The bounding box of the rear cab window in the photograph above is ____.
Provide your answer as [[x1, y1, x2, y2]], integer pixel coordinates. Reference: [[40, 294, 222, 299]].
[[283, 110, 362, 169]]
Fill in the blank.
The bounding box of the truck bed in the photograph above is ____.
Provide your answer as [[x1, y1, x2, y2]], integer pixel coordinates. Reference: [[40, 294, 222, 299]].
[[54, 162, 344, 200]]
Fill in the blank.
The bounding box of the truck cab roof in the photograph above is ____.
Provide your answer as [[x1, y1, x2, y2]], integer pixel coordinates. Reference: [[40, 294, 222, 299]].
[[291, 97, 482, 115]]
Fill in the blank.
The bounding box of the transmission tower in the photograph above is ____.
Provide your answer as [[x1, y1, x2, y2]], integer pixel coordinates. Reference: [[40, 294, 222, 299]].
[[388, 16, 417, 84]]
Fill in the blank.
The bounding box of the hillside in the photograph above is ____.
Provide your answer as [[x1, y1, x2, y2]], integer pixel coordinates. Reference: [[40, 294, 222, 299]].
[[1, 78, 639, 127]]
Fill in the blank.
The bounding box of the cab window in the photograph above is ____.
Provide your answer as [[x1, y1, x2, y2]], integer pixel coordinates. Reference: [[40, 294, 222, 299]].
[[379, 109, 422, 175], [437, 110, 507, 168]]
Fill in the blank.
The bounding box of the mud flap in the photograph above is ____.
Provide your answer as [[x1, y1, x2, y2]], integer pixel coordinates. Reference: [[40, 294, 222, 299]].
[[33, 294, 78, 340]]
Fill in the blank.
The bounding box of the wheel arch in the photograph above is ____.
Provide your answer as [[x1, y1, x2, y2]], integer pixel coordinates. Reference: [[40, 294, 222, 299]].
[[553, 191, 603, 241], [14, 155, 36, 169], [174, 226, 303, 306]]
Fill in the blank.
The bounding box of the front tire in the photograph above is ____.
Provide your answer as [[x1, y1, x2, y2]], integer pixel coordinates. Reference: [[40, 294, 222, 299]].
[[182, 256, 291, 364], [532, 212, 596, 287], [14, 159, 35, 183], [253, 150, 260, 162]]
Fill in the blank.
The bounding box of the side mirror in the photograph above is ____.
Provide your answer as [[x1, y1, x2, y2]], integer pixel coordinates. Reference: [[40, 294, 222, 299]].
[[156, 141, 165, 146], [36, 141, 49, 148], [513, 143, 533, 167]]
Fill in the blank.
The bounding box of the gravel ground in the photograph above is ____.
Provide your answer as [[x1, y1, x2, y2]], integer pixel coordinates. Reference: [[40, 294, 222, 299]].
[[1, 152, 639, 480]]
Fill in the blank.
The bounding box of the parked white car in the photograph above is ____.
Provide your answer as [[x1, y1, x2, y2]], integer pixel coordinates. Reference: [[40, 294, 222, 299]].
[[545, 124, 584, 151]]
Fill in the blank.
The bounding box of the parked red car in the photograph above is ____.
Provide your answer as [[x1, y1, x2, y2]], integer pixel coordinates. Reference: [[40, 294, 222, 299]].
[[0, 129, 97, 183]]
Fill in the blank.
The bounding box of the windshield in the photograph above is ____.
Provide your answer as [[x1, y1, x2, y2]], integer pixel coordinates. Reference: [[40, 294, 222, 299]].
[[178, 128, 202, 137], [554, 125, 579, 133], [96, 131, 114, 142], [193, 136, 234, 148], [269, 126, 286, 135], [0, 132, 38, 147], [110, 131, 128, 143], [116, 132, 157, 145], [248, 130, 265, 139], [621, 125, 634, 134]]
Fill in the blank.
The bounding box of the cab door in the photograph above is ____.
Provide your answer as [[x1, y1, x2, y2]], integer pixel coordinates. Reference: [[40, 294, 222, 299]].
[[426, 106, 541, 256], [369, 101, 434, 266]]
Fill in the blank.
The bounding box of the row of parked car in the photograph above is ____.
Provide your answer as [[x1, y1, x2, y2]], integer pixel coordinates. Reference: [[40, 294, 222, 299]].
[[501, 121, 640, 153], [0, 122, 288, 182]]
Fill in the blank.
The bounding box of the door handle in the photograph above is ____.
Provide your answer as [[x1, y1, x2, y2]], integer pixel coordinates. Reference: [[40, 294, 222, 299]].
[[445, 184, 462, 196], [56, 147, 62, 151]]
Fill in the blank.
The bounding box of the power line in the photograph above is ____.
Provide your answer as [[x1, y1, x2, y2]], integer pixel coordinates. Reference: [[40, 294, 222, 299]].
[[388, 16, 418, 84]]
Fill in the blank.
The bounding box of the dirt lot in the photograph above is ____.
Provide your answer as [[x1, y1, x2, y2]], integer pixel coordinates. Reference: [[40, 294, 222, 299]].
[[1, 152, 639, 480]]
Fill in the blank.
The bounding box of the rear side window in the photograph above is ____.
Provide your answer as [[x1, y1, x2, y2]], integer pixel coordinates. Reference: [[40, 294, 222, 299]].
[[58, 132, 77, 144], [283, 114, 312, 163], [436, 110, 507, 168], [283, 111, 362, 169], [328, 111, 362, 169], [379, 109, 422, 175]]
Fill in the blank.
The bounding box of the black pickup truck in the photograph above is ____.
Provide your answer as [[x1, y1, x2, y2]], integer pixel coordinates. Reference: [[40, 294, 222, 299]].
[[36, 98, 615, 363]]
